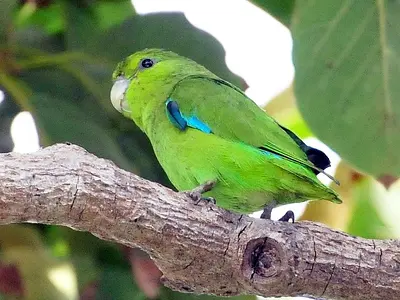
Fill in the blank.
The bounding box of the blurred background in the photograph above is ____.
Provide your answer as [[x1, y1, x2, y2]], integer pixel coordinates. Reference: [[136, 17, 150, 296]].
[[1, 0, 399, 299]]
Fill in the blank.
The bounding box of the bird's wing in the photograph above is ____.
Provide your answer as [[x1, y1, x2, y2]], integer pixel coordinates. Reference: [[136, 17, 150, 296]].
[[166, 75, 337, 182]]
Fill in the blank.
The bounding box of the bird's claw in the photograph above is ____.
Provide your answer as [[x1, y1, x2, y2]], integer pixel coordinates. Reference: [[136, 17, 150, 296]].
[[183, 180, 217, 205], [184, 191, 216, 205], [200, 196, 216, 205], [195, 196, 216, 205]]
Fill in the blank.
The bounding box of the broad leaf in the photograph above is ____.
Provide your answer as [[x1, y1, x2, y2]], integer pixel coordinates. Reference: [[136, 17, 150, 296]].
[[15, 2, 65, 34], [64, 1, 135, 50], [293, 0, 400, 178], [0, 0, 17, 43]]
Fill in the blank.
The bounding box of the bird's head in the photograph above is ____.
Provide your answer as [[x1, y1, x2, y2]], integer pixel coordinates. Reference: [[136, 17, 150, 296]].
[[110, 49, 213, 129]]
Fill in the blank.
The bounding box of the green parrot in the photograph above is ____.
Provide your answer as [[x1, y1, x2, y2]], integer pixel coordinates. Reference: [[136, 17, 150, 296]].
[[110, 49, 341, 221]]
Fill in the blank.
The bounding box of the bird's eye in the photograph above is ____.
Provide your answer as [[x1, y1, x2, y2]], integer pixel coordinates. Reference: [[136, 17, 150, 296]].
[[140, 58, 154, 69]]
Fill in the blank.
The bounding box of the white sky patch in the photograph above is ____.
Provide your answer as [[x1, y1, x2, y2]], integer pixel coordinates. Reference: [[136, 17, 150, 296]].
[[0, 90, 4, 104], [11, 112, 40, 153], [47, 264, 78, 300]]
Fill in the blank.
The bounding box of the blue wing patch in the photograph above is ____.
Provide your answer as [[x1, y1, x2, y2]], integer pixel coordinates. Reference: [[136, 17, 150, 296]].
[[166, 99, 187, 130], [165, 99, 212, 134], [186, 116, 212, 134]]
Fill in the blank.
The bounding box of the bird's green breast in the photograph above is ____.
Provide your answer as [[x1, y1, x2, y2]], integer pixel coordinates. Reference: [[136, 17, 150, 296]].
[[145, 104, 217, 190]]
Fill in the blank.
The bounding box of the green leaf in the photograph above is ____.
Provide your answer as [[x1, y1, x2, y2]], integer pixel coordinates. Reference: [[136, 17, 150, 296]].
[[94, 0, 135, 30], [0, 0, 17, 43], [65, 0, 135, 50], [97, 267, 146, 300], [64, 2, 99, 50], [292, 0, 400, 178], [15, 2, 65, 34], [346, 178, 392, 239], [14, 26, 65, 53], [250, 0, 295, 27]]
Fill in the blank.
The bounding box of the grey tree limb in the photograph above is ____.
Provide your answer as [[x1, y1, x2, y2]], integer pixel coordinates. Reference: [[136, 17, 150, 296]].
[[0, 144, 399, 300]]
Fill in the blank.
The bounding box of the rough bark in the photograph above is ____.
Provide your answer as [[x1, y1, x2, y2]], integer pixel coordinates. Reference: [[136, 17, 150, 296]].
[[0, 144, 399, 300]]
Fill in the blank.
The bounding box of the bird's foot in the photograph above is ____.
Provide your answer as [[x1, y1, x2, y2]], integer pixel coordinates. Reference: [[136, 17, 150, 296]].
[[183, 180, 217, 205], [261, 204, 295, 223], [260, 209, 271, 219], [278, 210, 295, 223], [260, 202, 275, 220]]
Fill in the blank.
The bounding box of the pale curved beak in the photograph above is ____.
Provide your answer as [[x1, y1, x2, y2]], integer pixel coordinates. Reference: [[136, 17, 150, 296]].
[[110, 77, 131, 114]]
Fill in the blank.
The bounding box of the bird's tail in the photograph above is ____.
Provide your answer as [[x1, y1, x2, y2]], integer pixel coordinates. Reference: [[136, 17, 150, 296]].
[[321, 186, 342, 204]]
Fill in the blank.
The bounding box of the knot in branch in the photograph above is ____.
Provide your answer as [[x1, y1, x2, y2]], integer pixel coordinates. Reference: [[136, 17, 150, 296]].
[[242, 237, 283, 280]]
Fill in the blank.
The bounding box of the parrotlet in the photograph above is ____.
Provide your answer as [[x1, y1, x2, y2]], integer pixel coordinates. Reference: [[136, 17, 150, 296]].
[[110, 49, 341, 221]]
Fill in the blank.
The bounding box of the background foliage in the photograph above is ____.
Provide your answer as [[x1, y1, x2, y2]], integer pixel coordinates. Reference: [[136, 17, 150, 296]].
[[0, 0, 399, 299]]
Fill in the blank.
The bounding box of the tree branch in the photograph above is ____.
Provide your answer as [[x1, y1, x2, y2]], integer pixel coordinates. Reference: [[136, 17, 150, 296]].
[[0, 144, 399, 300]]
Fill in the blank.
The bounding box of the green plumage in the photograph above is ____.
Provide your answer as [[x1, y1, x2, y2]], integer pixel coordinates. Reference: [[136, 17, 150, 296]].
[[111, 49, 341, 214]]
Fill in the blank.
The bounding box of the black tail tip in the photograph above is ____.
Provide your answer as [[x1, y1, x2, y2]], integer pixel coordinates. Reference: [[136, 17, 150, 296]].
[[306, 148, 331, 174]]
